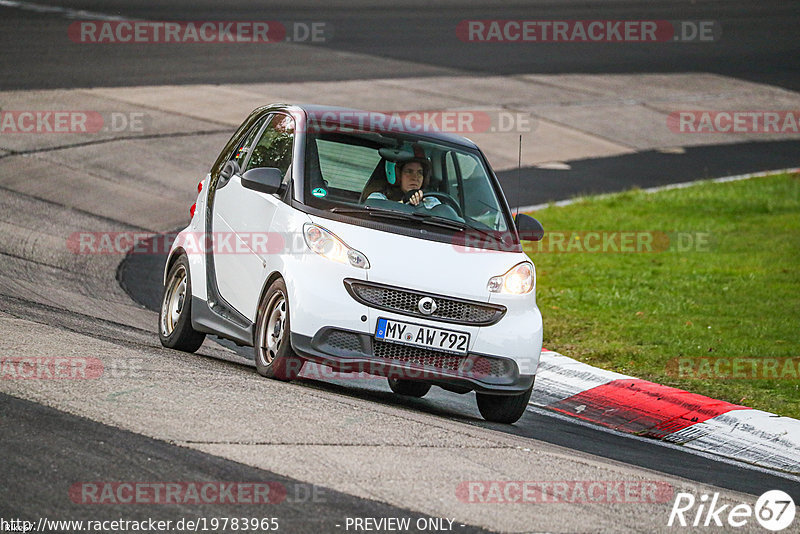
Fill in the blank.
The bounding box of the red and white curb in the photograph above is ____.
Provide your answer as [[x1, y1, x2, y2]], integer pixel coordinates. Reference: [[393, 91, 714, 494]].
[[530, 349, 800, 476]]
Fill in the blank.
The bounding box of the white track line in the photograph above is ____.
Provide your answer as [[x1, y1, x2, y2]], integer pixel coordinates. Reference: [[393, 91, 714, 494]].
[[0, 0, 128, 21]]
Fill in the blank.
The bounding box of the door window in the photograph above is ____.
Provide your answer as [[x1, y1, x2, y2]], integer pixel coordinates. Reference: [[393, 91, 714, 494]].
[[232, 114, 270, 167], [243, 113, 295, 176]]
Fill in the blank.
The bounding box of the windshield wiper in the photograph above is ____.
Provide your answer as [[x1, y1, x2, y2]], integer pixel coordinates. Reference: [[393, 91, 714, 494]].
[[330, 206, 417, 223], [331, 206, 465, 231], [459, 222, 512, 246], [405, 212, 467, 231], [331, 206, 404, 217], [330, 206, 511, 240]]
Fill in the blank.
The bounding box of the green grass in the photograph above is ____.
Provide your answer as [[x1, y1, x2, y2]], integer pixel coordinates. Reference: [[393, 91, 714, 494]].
[[526, 173, 800, 419]]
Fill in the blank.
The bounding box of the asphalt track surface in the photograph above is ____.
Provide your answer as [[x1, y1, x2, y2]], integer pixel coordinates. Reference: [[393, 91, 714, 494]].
[[1, 0, 799, 91], [0, 392, 490, 534], [497, 140, 800, 207], [2, 1, 800, 533]]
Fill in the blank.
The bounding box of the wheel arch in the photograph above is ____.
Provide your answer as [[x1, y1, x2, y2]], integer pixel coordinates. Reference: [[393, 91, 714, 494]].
[[253, 270, 286, 344], [163, 247, 187, 285]]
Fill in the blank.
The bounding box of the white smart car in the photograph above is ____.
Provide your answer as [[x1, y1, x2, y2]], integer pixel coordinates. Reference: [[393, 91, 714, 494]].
[[159, 104, 544, 423]]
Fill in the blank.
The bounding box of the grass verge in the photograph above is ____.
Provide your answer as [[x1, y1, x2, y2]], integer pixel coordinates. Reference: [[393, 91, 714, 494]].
[[526, 172, 800, 419]]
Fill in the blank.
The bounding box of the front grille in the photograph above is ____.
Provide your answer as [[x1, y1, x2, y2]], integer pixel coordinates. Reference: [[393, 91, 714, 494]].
[[345, 280, 505, 326], [374, 340, 465, 371], [373, 340, 514, 378]]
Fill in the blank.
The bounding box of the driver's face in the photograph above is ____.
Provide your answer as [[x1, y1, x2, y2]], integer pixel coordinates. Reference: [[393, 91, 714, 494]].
[[400, 162, 424, 192]]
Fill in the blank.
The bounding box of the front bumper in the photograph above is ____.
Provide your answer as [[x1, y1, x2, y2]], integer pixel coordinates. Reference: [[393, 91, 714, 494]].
[[291, 327, 535, 394]]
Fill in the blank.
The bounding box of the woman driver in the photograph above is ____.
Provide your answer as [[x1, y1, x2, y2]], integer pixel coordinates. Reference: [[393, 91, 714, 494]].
[[368, 154, 442, 209]]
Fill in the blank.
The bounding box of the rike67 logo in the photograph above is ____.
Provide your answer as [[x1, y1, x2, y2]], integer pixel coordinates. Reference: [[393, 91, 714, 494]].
[[668, 490, 795, 531]]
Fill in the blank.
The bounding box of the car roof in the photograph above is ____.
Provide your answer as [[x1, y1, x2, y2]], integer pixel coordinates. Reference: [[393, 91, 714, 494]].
[[261, 103, 480, 149]]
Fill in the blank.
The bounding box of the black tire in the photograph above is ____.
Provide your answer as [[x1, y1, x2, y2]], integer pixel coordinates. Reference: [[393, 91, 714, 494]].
[[387, 378, 431, 398], [159, 254, 206, 352], [254, 278, 304, 381], [476, 386, 533, 424]]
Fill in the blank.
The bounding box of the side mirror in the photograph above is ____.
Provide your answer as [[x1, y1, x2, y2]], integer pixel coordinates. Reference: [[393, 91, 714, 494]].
[[241, 167, 283, 195], [514, 213, 544, 241]]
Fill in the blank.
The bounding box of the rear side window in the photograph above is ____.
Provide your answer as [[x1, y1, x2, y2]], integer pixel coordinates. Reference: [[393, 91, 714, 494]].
[[317, 139, 382, 193]]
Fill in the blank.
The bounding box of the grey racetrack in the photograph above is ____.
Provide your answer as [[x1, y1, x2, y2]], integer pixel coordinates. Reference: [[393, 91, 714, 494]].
[[1, 1, 798, 532]]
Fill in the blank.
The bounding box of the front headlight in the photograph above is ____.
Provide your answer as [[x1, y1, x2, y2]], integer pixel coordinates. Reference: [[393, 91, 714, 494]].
[[488, 262, 534, 294], [303, 223, 370, 269]]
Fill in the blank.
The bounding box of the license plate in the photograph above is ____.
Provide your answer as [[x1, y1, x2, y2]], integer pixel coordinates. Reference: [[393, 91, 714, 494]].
[[375, 318, 470, 355]]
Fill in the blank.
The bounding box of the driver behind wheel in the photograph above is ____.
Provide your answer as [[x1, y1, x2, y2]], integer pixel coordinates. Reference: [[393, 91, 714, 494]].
[[367, 147, 442, 209]]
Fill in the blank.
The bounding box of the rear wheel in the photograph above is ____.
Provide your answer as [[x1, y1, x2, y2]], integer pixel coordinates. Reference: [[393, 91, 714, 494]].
[[254, 278, 304, 380], [159, 254, 206, 352], [387, 378, 431, 398], [476, 386, 533, 424]]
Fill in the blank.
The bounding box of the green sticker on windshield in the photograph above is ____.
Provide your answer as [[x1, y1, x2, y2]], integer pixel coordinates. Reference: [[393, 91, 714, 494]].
[[311, 187, 327, 198]]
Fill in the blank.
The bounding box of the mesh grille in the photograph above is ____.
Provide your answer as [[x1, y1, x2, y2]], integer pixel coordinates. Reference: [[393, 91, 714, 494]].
[[373, 340, 512, 378], [350, 283, 501, 325], [374, 340, 465, 371], [326, 330, 362, 353]]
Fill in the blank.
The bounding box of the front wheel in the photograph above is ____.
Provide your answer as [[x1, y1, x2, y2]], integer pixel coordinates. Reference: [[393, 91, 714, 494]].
[[254, 278, 304, 381], [476, 386, 533, 424], [159, 254, 206, 352]]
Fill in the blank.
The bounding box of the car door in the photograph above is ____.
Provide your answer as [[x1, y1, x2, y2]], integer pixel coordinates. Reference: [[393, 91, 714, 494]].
[[212, 113, 295, 321]]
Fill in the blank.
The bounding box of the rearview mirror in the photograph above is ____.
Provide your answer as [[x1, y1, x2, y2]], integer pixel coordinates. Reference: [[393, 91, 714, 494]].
[[241, 167, 283, 195], [514, 213, 544, 241], [220, 160, 240, 181]]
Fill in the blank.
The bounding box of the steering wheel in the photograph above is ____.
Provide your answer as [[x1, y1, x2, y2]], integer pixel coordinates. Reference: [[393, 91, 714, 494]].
[[421, 192, 464, 217]]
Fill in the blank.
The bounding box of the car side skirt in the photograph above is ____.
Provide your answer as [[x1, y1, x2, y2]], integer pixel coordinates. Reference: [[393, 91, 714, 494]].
[[191, 296, 254, 349]]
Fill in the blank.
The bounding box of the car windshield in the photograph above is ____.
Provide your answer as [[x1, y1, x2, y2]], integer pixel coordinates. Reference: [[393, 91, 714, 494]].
[[302, 131, 510, 233]]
